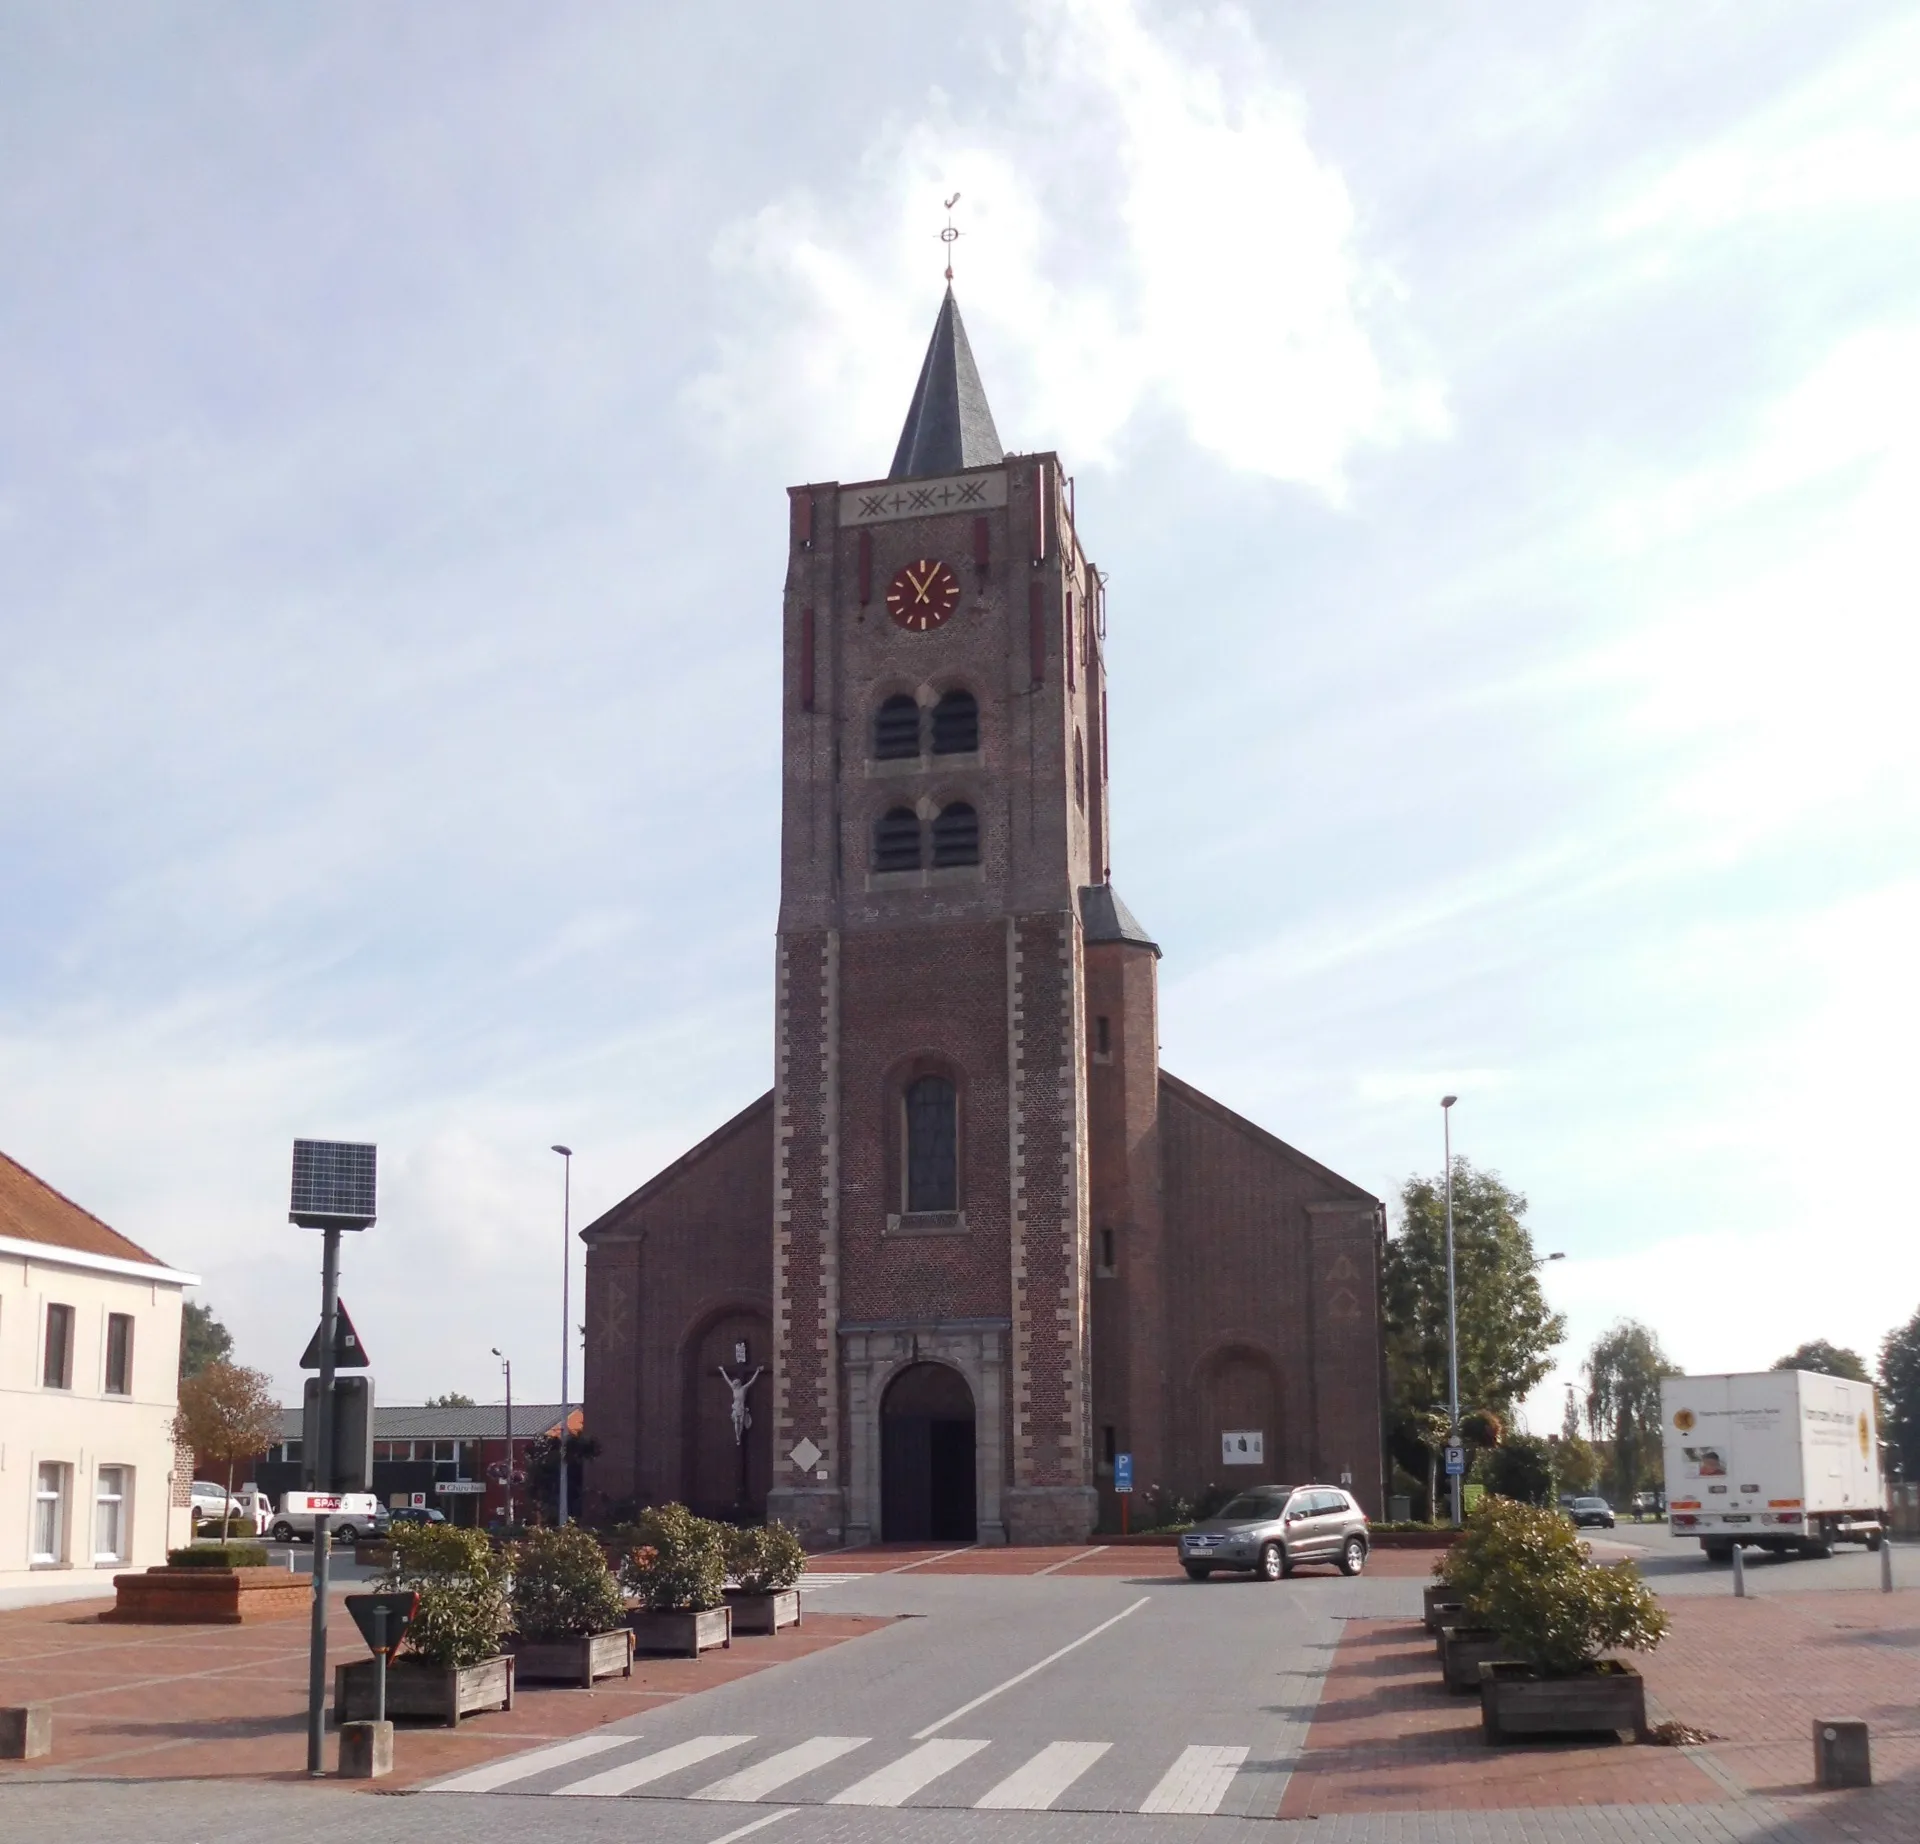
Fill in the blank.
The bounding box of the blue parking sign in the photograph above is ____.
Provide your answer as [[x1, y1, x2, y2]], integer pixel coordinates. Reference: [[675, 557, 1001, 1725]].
[[1114, 1452, 1134, 1493]]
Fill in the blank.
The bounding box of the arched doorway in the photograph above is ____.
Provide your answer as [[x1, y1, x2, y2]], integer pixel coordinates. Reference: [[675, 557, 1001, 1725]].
[[881, 1362, 976, 1541]]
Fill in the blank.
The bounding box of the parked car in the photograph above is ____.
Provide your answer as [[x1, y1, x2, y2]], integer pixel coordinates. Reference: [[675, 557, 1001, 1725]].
[[1176, 1484, 1369, 1581], [1567, 1495, 1616, 1529], [188, 1480, 242, 1522], [386, 1506, 448, 1527]]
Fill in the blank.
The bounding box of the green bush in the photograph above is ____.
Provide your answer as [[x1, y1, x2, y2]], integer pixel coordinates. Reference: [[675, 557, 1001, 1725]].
[[167, 1542, 269, 1568], [1480, 1433, 1557, 1508], [510, 1525, 627, 1641], [379, 1523, 511, 1668], [619, 1503, 726, 1611], [723, 1521, 807, 1594]]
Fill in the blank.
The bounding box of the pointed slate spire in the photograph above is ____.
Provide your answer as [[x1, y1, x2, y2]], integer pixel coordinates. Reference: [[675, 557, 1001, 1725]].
[[889, 288, 1004, 480]]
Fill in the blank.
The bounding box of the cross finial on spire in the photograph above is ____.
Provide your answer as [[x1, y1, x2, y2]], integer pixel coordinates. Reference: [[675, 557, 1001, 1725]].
[[941, 193, 961, 283]]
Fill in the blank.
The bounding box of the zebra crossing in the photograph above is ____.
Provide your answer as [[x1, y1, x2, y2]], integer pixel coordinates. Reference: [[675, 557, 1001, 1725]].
[[426, 1729, 1272, 1814]]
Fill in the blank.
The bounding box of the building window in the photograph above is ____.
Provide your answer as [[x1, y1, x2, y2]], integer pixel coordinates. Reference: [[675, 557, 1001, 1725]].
[[874, 694, 921, 760], [930, 801, 979, 867], [904, 1075, 959, 1212], [1096, 1015, 1110, 1056], [105, 1313, 134, 1396], [1103, 1425, 1117, 1466], [33, 1463, 69, 1565], [94, 1466, 130, 1563], [874, 806, 922, 872], [1074, 728, 1086, 810], [43, 1303, 75, 1389], [931, 689, 978, 754], [1097, 1226, 1117, 1276]]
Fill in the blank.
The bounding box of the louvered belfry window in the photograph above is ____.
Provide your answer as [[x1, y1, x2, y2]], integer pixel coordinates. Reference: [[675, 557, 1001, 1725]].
[[873, 807, 922, 872], [931, 801, 979, 867], [904, 1075, 958, 1212], [874, 694, 921, 760], [930, 689, 978, 754]]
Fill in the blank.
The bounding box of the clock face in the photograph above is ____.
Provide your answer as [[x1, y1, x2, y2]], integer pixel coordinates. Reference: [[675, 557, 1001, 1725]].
[[886, 558, 962, 633]]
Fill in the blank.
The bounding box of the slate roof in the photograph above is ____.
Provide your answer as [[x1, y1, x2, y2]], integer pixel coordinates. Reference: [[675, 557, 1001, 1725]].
[[0, 1148, 171, 1268], [1079, 883, 1160, 956], [889, 288, 1004, 480], [272, 1403, 573, 1442]]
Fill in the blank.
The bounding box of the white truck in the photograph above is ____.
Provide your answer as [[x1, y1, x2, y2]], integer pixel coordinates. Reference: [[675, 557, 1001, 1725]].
[[1662, 1370, 1886, 1561], [268, 1490, 386, 1545]]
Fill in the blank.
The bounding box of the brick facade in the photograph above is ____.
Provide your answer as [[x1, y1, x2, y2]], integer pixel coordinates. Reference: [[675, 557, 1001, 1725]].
[[582, 298, 1383, 1540]]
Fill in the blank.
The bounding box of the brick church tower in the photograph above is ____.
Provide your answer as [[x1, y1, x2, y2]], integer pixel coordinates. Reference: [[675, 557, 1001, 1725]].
[[582, 292, 1386, 1547]]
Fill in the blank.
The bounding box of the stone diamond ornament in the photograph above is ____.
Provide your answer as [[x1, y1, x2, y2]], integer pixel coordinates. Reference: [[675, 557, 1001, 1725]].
[[789, 1437, 823, 1473]]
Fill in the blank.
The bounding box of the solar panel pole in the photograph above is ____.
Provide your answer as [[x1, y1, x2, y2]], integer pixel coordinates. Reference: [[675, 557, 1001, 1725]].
[[307, 1221, 341, 1777]]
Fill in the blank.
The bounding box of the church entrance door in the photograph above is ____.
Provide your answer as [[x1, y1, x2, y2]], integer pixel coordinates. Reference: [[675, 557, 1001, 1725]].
[[880, 1362, 976, 1542]]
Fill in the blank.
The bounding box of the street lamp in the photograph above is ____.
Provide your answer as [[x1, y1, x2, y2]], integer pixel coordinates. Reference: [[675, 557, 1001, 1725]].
[[491, 1347, 514, 1528], [1441, 1095, 1460, 1527], [551, 1145, 573, 1526]]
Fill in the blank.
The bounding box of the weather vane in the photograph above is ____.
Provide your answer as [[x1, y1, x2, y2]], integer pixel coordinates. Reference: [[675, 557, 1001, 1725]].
[[941, 192, 961, 283]]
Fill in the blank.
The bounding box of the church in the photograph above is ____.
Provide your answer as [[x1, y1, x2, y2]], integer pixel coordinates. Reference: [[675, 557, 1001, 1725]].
[[580, 290, 1385, 1547]]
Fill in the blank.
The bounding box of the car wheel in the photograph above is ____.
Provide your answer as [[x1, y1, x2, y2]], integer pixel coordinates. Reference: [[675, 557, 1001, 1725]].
[[335, 1524, 359, 1544], [271, 1522, 295, 1544], [1339, 1536, 1367, 1577], [1183, 1564, 1212, 1581], [1703, 1541, 1732, 1564], [1257, 1542, 1286, 1582]]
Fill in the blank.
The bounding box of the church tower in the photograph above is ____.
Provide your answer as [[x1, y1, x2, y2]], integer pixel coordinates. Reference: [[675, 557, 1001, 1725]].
[[766, 289, 1110, 1546]]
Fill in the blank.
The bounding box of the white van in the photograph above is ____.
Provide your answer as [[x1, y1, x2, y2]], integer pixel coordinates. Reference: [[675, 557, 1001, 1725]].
[[269, 1491, 387, 1545]]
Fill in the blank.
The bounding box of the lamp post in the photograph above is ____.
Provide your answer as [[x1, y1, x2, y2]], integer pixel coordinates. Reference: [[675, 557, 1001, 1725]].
[[1441, 1095, 1460, 1527], [491, 1348, 513, 1528], [551, 1145, 573, 1526]]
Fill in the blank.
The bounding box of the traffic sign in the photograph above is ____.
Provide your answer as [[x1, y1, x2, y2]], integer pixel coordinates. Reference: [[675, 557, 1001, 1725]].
[[344, 1591, 418, 1657], [1113, 1453, 1134, 1494], [298, 1298, 371, 1370], [1444, 1444, 1466, 1476]]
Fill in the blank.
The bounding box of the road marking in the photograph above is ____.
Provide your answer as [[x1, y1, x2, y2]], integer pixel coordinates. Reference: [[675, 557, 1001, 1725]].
[[912, 1596, 1150, 1738], [555, 1734, 753, 1797], [884, 1546, 975, 1573], [693, 1736, 870, 1801], [1033, 1546, 1108, 1575], [973, 1740, 1111, 1808], [827, 1737, 988, 1805], [426, 1730, 633, 1792], [706, 1810, 798, 1844], [1139, 1744, 1250, 1814]]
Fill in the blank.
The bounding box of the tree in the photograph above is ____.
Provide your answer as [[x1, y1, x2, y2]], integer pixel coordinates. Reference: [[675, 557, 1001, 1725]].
[[1481, 1432, 1556, 1506], [1383, 1160, 1566, 1508], [1585, 1320, 1679, 1502], [1880, 1306, 1920, 1481], [424, 1392, 475, 1409], [1772, 1340, 1871, 1382], [1549, 1432, 1600, 1494], [174, 1362, 281, 1542], [179, 1300, 234, 1379]]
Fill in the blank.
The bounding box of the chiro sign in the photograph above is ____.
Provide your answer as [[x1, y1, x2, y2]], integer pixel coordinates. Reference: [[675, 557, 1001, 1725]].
[[1221, 1430, 1264, 1466]]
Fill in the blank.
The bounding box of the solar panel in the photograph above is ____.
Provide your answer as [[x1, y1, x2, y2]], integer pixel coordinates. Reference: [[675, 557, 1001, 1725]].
[[289, 1139, 377, 1229]]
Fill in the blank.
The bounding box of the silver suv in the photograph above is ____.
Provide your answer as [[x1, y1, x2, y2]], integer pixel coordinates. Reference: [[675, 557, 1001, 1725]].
[[1177, 1484, 1369, 1581]]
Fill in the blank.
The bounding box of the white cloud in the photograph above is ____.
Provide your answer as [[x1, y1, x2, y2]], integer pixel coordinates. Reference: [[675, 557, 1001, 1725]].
[[686, 0, 1444, 497]]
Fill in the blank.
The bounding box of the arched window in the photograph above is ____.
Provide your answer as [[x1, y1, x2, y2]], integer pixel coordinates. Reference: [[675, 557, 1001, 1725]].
[[931, 801, 979, 868], [904, 1075, 958, 1212], [874, 695, 921, 760], [930, 689, 978, 755], [873, 807, 922, 872]]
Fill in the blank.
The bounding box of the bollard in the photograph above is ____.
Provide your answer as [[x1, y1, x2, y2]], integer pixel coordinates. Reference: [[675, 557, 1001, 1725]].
[[1881, 1536, 1894, 1594], [1813, 1719, 1871, 1788], [0, 1704, 53, 1760], [1732, 1542, 1746, 1598], [337, 1719, 394, 1779]]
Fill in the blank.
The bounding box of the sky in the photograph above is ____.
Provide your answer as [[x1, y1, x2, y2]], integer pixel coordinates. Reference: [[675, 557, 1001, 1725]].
[[3, 0, 1916, 1435]]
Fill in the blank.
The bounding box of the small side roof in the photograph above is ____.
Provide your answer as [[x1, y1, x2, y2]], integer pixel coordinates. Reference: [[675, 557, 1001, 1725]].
[[1080, 884, 1160, 956], [0, 1148, 173, 1269]]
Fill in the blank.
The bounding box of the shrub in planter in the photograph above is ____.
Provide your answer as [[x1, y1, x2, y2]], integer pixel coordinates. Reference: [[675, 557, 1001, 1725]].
[[167, 1542, 270, 1568], [511, 1525, 627, 1642], [619, 1504, 726, 1612], [1477, 1541, 1668, 1677], [1432, 1494, 1566, 1612], [379, 1523, 511, 1668], [723, 1521, 806, 1595]]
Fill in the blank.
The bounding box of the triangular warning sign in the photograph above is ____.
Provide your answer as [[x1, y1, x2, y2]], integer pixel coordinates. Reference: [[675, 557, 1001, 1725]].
[[299, 1299, 371, 1370]]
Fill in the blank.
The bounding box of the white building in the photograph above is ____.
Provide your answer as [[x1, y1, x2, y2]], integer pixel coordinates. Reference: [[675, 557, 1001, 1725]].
[[1, 1150, 199, 1600]]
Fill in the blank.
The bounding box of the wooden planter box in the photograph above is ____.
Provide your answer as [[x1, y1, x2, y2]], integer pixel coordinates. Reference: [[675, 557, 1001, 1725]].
[[627, 1605, 732, 1657], [1439, 1625, 1508, 1693], [511, 1628, 635, 1686], [725, 1588, 801, 1635], [102, 1566, 307, 1626], [1424, 1584, 1466, 1632], [333, 1655, 514, 1728], [1479, 1659, 1647, 1744]]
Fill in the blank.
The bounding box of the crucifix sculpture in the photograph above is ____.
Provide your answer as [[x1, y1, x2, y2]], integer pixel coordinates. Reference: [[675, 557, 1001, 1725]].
[[718, 1360, 764, 1447]]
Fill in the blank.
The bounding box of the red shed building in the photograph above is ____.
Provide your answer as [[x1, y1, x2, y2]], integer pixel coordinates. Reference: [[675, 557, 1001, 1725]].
[[582, 293, 1385, 1546]]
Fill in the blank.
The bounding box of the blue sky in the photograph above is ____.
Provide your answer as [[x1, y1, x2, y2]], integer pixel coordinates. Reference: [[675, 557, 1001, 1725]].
[[3, 0, 1915, 1430]]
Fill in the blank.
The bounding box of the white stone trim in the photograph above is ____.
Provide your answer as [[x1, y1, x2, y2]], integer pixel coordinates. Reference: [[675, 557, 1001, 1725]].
[[0, 1237, 198, 1289]]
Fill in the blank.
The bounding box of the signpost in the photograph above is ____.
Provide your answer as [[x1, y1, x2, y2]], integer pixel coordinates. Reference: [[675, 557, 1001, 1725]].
[[289, 1138, 376, 1779], [344, 1592, 418, 1727], [1114, 1452, 1133, 1536]]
